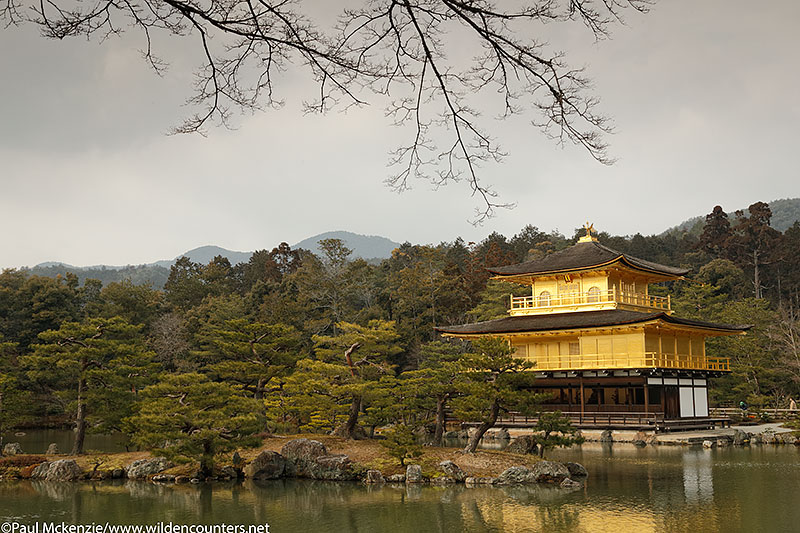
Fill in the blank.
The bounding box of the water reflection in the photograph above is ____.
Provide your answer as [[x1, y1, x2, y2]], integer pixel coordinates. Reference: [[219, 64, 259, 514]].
[[683, 450, 713, 504], [2, 445, 800, 532]]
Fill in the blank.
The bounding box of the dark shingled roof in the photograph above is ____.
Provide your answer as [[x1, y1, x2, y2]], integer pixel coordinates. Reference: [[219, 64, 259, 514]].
[[488, 241, 689, 277], [436, 309, 751, 335]]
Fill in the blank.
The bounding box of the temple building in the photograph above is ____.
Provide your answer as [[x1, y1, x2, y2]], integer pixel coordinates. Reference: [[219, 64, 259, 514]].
[[438, 225, 750, 428]]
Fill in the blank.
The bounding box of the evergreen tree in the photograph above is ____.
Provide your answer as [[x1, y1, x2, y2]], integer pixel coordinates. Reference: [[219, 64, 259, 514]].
[[310, 320, 401, 438], [454, 337, 538, 453], [126, 373, 264, 477], [530, 411, 584, 458], [23, 317, 159, 454]]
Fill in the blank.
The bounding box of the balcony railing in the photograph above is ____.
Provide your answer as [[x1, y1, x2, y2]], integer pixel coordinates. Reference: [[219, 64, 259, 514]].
[[510, 288, 670, 313], [518, 351, 729, 372]]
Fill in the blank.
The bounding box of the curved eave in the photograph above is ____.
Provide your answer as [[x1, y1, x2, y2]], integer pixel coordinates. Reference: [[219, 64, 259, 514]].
[[436, 310, 751, 338], [488, 256, 688, 281]]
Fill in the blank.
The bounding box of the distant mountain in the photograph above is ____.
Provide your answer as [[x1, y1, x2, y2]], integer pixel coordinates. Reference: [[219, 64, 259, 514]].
[[293, 231, 401, 260], [28, 263, 170, 288], [22, 232, 401, 288], [662, 198, 800, 236], [153, 245, 253, 269]]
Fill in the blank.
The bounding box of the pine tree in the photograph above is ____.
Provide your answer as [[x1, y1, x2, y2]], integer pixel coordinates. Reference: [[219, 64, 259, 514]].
[[23, 317, 159, 454], [126, 373, 264, 477]]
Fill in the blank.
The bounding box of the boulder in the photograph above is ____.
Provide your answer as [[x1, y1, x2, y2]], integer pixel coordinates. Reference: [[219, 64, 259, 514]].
[[31, 459, 83, 481], [365, 470, 385, 484], [599, 430, 613, 443], [487, 428, 510, 440], [732, 429, 750, 446], [750, 433, 763, 445], [464, 476, 496, 485], [111, 468, 126, 479], [528, 461, 570, 484], [3, 442, 23, 455], [431, 476, 457, 484], [152, 474, 176, 483], [219, 466, 238, 480], [386, 474, 405, 483], [125, 457, 173, 480], [280, 439, 328, 464], [632, 431, 647, 447], [438, 460, 466, 481], [304, 454, 358, 481], [406, 464, 423, 483], [496, 466, 533, 485], [564, 462, 588, 478], [702, 440, 715, 449], [46, 443, 60, 455], [505, 435, 538, 455], [244, 450, 289, 480], [560, 477, 582, 488]]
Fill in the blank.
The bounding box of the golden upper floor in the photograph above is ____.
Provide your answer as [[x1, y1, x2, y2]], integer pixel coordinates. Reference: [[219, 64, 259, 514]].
[[490, 227, 686, 316]]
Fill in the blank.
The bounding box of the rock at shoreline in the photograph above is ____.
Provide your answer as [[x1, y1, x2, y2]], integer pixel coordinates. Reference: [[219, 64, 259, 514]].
[[3, 443, 23, 455], [365, 470, 385, 484], [702, 440, 716, 449], [125, 457, 173, 480], [244, 450, 289, 480], [465, 476, 496, 485], [599, 430, 613, 443], [528, 461, 570, 483], [386, 474, 405, 483], [438, 460, 466, 481], [560, 477, 582, 488], [497, 461, 571, 485], [280, 439, 327, 464], [564, 462, 588, 478], [505, 435, 538, 455], [406, 464, 423, 483], [46, 443, 60, 455], [274, 439, 360, 481], [732, 429, 750, 446], [486, 428, 510, 440], [31, 459, 83, 481], [496, 466, 533, 485], [308, 454, 358, 481]]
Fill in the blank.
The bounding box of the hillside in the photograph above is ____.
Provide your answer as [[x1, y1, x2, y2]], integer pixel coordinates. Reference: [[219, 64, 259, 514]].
[[152, 245, 253, 269], [662, 197, 800, 236], [293, 231, 401, 260], [20, 231, 402, 288]]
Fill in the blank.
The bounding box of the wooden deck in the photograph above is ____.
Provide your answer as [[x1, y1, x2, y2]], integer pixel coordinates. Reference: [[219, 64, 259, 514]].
[[458, 411, 731, 432]]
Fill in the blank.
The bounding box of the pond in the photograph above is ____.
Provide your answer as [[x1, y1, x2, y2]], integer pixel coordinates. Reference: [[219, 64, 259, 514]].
[[1, 444, 799, 532], [1, 430, 127, 455]]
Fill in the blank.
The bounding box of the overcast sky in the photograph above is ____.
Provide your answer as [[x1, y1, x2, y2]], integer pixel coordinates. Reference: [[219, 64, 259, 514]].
[[1, 0, 798, 268]]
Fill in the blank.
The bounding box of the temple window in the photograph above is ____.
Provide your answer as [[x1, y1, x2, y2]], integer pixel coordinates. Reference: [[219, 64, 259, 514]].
[[587, 286, 601, 302], [538, 291, 551, 306]]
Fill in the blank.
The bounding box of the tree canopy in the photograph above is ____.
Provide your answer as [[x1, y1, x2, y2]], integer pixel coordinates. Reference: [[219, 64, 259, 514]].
[[1, 0, 651, 218]]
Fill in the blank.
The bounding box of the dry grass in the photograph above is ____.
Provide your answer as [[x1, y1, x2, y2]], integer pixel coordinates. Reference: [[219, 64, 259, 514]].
[[252, 434, 538, 478]]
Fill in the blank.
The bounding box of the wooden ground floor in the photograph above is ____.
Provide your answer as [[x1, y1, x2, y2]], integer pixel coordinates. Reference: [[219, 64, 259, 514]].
[[465, 369, 729, 431]]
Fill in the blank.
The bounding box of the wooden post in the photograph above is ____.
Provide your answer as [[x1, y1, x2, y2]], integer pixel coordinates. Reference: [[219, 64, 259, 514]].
[[580, 376, 585, 423], [644, 383, 649, 414]]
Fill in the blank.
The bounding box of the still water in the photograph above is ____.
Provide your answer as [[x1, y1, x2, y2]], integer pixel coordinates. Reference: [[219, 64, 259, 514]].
[[1, 430, 127, 455], [2, 444, 799, 532]]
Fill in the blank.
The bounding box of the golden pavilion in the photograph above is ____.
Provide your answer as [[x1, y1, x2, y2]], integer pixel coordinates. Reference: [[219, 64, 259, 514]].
[[438, 225, 749, 428]]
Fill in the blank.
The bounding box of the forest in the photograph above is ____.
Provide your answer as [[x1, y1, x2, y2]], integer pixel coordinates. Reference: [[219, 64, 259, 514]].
[[1, 202, 799, 467]]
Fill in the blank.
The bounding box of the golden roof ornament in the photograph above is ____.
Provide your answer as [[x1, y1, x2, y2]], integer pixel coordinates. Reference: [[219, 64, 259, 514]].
[[578, 221, 598, 243]]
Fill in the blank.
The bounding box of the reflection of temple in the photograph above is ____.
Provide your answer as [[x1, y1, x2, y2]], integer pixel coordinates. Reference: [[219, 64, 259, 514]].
[[438, 225, 749, 429]]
